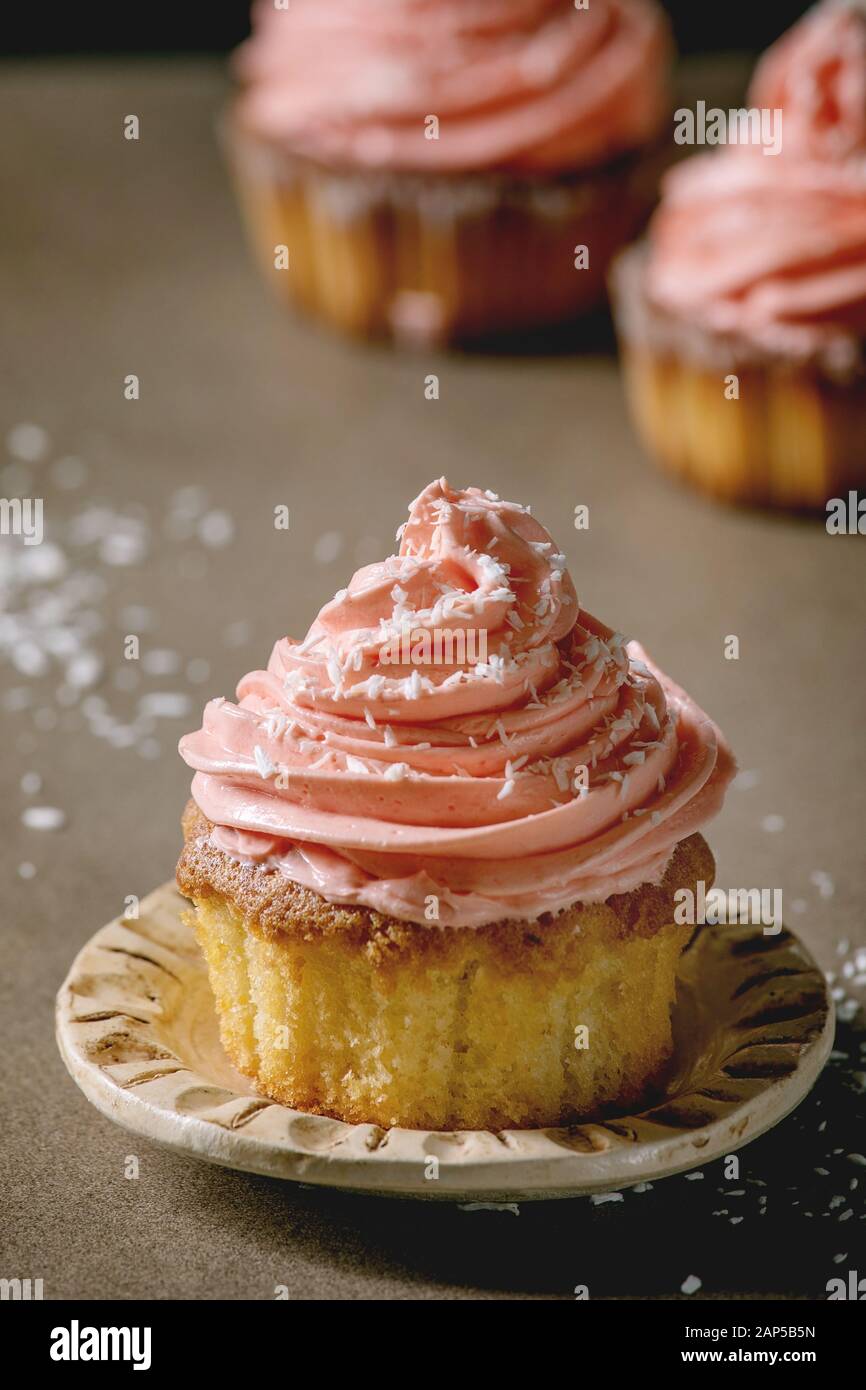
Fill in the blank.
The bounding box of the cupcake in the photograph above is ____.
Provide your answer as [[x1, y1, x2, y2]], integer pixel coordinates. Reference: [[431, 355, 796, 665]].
[[226, 0, 673, 344], [177, 481, 734, 1131], [612, 0, 866, 509]]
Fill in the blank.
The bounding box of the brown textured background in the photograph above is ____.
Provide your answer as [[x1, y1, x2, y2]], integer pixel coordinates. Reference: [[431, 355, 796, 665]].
[[1, 60, 864, 1301]]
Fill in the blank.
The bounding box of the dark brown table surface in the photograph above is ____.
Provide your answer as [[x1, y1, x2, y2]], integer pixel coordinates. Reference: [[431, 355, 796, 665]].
[[1, 59, 864, 1301]]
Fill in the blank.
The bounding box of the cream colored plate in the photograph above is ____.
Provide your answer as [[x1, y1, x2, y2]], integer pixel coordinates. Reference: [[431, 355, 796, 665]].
[[56, 883, 834, 1201]]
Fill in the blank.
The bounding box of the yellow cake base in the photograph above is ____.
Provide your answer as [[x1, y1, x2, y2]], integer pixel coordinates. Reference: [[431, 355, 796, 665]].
[[184, 882, 701, 1132], [621, 347, 866, 510], [610, 244, 866, 510], [225, 119, 662, 344]]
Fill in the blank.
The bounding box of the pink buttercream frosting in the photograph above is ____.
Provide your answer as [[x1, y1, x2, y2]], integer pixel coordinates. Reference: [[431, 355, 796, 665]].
[[751, 0, 866, 163], [645, 1, 866, 361], [179, 480, 734, 928], [233, 0, 672, 174]]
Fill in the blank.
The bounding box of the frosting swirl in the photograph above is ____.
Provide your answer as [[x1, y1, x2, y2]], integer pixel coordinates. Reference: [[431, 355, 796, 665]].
[[179, 480, 734, 928], [645, 1, 866, 362], [751, 0, 866, 163], [234, 0, 672, 174]]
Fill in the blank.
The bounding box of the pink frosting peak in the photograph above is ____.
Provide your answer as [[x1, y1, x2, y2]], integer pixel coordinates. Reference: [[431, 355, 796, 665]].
[[645, 1, 866, 362], [179, 481, 734, 928], [234, 0, 672, 173], [751, 0, 866, 162]]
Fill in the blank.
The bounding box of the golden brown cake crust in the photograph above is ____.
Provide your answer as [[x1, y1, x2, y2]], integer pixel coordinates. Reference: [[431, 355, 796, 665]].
[[176, 800, 715, 961]]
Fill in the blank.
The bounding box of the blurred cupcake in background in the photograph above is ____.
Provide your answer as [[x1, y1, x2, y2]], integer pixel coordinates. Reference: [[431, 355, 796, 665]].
[[612, 0, 866, 510], [226, 0, 673, 344]]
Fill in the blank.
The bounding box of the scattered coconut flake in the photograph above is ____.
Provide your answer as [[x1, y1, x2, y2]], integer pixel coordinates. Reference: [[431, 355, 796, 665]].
[[731, 768, 760, 792], [253, 745, 277, 779], [551, 758, 570, 793], [100, 523, 147, 567], [142, 648, 180, 676], [6, 422, 49, 462], [22, 806, 66, 830], [198, 510, 234, 548], [314, 531, 344, 565], [13, 642, 49, 678], [65, 651, 103, 689], [50, 455, 87, 489], [137, 691, 191, 719], [170, 485, 208, 520], [262, 710, 288, 741], [810, 869, 835, 899], [187, 658, 210, 684]]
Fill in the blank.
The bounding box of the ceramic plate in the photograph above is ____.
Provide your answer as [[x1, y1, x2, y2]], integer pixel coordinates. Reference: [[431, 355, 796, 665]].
[[56, 883, 834, 1201]]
